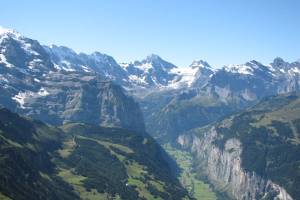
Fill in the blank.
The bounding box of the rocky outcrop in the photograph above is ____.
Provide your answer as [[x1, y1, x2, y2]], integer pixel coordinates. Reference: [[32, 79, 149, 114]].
[[177, 128, 293, 200], [0, 69, 145, 132]]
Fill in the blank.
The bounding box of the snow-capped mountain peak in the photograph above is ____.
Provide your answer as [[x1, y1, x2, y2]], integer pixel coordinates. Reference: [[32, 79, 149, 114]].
[[119, 55, 178, 88], [45, 45, 78, 61], [90, 52, 118, 65], [222, 59, 277, 76], [246, 60, 263, 67], [44, 45, 128, 82], [0, 26, 21, 39], [224, 63, 254, 75], [139, 54, 177, 70], [189, 60, 212, 69], [223, 60, 268, 76], [0, 26, 55, 73], [266, 57, 300, 75]]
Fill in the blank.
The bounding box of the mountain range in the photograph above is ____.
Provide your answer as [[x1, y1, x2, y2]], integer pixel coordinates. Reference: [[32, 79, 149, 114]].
[[3, 26, 299, 95], [1, 26, 300, 200]]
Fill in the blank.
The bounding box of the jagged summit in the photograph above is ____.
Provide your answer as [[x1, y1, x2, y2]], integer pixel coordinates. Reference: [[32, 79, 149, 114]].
[[0, 26, 21, 38], [0, 26, 55, 72], [223, 59, 281, 76], [136, 54, 177, 70], [45, 45, 79, 62], [144, 54, 162, 61], [189, 60, 212, 69], [90, 51, 118, 63], [224, 63, 256, 75], [271, 57, 288, 68], [272, 57, 285, 65], [246, 60, 264, 66], [47, 44, 77, 54]]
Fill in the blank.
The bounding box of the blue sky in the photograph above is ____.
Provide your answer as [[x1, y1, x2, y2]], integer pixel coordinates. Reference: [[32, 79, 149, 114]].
[[1, 0, 299, 67]]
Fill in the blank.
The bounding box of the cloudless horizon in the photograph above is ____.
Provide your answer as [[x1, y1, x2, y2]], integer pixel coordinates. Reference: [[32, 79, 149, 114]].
[[1, 0, 300, 68]]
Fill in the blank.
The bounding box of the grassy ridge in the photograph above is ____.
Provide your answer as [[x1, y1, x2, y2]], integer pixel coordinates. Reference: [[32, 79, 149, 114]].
[[59, 123, 190, 200], [0, 109, 190, 200]]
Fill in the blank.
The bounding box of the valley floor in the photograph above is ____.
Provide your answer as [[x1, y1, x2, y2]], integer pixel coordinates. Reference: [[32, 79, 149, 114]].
[[163, 144, 217, 200]]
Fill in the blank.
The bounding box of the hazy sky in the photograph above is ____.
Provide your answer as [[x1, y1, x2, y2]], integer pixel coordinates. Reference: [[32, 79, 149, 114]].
[[1, 0, 299, 67]]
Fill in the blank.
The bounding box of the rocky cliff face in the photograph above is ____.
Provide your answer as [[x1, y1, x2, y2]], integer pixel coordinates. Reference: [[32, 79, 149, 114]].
[[1, 72, 145, 132], [177, 129, 293, 200]]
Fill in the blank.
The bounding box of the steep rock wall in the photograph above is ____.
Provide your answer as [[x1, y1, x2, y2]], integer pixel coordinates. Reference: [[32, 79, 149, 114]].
[[177, 128, 292, 200]]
